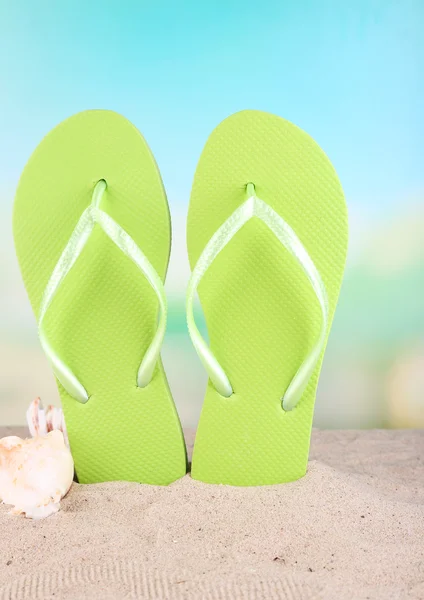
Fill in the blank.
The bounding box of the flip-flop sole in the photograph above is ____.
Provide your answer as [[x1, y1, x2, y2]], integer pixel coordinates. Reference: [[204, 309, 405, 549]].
[[13, 110, 187, 484], [188, 110, 348, 485]]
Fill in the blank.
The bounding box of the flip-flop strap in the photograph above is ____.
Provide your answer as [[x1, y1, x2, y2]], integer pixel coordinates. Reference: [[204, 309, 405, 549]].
[[38, 180, 167, 403], [186, 183, 329, 411]]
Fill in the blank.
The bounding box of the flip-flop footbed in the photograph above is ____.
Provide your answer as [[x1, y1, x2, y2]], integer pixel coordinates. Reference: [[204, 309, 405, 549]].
[[188, 110, 348, 485], [13, 110, 187, 484]]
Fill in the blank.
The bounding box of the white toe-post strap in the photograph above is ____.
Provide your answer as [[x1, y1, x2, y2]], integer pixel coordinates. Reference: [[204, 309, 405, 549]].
[[38, 180, 167, 403], [186, 183, 329, 411]]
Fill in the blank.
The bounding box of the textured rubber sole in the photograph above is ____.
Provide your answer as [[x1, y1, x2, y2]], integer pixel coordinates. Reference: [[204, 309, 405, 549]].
[[13, 110, 187, 484], [188, 110, 348, 486]]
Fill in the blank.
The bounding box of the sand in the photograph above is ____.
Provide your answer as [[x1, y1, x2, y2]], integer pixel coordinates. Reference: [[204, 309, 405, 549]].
[[0, 429, 423, 600]]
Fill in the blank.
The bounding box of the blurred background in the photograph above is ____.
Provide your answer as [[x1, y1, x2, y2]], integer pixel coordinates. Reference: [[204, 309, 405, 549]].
[[0, 1, 422, 429]]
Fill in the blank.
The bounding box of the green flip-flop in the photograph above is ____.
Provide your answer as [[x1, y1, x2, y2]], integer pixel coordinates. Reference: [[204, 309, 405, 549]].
[[13, 110, 187, 484], [187, 110, 348, 486]]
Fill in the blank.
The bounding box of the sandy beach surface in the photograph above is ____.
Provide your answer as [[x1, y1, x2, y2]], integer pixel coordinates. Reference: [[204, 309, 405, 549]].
[[0, 429, 423, 600]]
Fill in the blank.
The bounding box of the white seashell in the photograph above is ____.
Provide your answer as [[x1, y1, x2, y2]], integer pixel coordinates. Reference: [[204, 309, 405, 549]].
[[0, 430, 74, 519], [27, 398, 69, 447]]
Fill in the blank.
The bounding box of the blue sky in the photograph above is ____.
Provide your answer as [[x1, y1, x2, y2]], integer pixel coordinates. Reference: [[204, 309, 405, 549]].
[[0, 2, 422, 430], [0, 0, 422, 214]]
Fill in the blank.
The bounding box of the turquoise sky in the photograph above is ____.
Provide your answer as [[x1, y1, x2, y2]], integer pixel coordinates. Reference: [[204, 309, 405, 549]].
[[0, 0, 422, 215], [0, 2, 422, 430]]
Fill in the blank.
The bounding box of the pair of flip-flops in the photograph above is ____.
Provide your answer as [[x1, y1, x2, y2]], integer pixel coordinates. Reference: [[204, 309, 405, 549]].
[[13, 110, 348, 487]]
